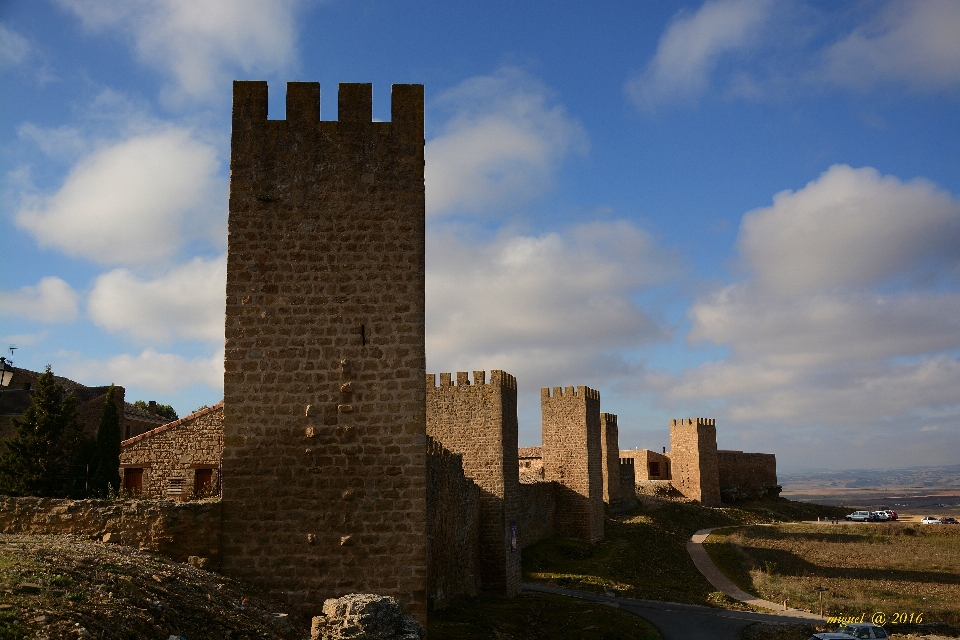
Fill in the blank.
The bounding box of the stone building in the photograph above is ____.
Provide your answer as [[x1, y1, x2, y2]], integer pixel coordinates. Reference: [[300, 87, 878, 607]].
[[119, 403, 224, 499], [518, 446, 543, 479], [0, 367, 124, 445], [222, 80, 427, 620], [124, 402, 169, 440]]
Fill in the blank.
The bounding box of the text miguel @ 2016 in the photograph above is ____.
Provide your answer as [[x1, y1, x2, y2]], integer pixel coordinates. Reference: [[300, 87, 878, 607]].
[[826, 612, 924, 625]]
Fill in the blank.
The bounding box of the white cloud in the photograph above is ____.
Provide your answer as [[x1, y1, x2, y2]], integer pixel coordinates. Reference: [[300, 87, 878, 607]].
[[0, 277, 80, 323], [426, 220, 675, 390], [738, 165, 960, 294], [657, 166, 960, 436], [823, 0, 960, 91], [16, 128, 224, 266], [626, 0, 772, 109], [88, 255, 226, 343], [17, 123, 89, 161], [0, 23, 31, 68], [58, 347, 224, 394], [57, 0, 301, 104], [425, 67, 588, 217]]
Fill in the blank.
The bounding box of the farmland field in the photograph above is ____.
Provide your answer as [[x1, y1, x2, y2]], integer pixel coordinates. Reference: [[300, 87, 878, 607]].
[[703, 522, 960, 628]]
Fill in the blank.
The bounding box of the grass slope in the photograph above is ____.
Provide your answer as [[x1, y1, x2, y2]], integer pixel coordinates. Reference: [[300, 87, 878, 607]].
[[521, 496, 847, 606], [703, 523, 960, 629]]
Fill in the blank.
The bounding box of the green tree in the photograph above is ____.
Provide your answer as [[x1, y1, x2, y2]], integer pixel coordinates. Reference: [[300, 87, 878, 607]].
[[0, 366, 85, 497], [133, 399, 178, 421], [90, 385, 122, 497]]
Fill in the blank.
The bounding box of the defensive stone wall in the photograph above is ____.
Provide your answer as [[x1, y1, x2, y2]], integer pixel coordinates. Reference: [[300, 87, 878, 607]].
[[425, 371, 521, 597], [540, 386, 604, 543], [0, 496, 221, 565], [599, 413, 620, 506], [517, 477, 556, 550], [425, 437, 480, 610], [717, 450, 781, 502], [120, 403, 224, 500], [222, 80, 427, 620], [670, 418, 721, 506]]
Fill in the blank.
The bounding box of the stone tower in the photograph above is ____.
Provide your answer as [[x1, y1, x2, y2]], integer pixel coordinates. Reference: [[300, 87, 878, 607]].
[[669, 418, 720, 506], [222, 81, 427, 619], [541, 386, 604, 543], [425, 371, 521, 597], [599, 412, 620, 506]]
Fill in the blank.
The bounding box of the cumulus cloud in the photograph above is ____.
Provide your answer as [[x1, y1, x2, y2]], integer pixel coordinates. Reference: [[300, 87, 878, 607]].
[[16, 127, 224, 266], [0, 277, 80, 323], [823, 0, 960, 91], [0, 23, 31, 68], [739, 165, 960, 295], [58, 347, 224, 394], [626, 0, 772, 109], [57, 0, 300, 104], [658, 166, 960, 439], [88, 255, 226, 343], [426, 220, 675, 391], [425, 67, 588, 217]]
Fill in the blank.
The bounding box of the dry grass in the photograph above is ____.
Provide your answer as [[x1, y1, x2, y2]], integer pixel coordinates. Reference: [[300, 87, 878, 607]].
[[704, 523, 960, 628]]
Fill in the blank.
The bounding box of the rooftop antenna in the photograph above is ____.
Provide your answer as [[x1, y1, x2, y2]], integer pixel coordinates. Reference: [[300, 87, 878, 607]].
[[8, 345, 17, 358]]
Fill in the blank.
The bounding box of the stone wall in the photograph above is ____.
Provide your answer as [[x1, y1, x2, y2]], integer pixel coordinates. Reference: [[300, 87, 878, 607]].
[[541, 386, 604, 543], [120, 403, 224, 500], [599, 413, 620, 506], [426, 437, 480, 609], [518, 447, 544, 480], [717, 450, 781, 502], [517, 477, 555, 550], [669, 418, 721, 506], [0, 496, 221, 565], [425, 371, 521, 597], [222, 81, 427, 620]]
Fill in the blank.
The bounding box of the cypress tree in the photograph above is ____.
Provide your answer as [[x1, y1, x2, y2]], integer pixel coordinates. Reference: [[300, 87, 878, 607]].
[[0, 366, 84, 497], [90, 385, 122, 497]]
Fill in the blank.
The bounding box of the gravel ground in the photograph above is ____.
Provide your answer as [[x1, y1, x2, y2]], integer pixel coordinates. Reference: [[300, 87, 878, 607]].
[[0, 533, 311, 639]]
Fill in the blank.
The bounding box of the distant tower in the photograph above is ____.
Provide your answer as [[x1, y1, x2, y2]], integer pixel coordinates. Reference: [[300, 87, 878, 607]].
[[221, 81, 427, 619], [426, 370, 521, 596], [669, 418, 721, 506], [600, 412, 620, 506], [541, 386, 604, 542]]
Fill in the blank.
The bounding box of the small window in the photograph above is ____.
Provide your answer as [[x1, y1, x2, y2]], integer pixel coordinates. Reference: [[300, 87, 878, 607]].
[[194, 468, 213, 497], [649, 461, 660, 477]]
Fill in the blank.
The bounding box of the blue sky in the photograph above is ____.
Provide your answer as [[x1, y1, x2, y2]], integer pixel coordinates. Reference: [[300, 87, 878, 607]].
[[2, 0, 959, 472]]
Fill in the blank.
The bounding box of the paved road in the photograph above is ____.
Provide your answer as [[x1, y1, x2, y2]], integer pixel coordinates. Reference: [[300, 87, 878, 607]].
[[523, 583, 819, 640]]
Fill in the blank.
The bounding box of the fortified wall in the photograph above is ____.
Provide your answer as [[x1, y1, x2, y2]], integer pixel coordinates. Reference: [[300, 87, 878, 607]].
[[669, 418, 721, 506], [222, 81, 427, 619], [717, 450, 780, 501]]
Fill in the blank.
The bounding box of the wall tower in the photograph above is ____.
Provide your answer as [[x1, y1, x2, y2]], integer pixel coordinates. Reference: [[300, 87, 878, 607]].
[[425, 371, 521, 597], [599, 412, 620, 506], [541, 386, 604, 543], [222, 81, 426, 618], [669, 418, 720, 506]]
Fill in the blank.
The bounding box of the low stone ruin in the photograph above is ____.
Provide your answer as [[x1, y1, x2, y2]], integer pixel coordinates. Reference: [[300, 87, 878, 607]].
[[310, 593, 425, 640]]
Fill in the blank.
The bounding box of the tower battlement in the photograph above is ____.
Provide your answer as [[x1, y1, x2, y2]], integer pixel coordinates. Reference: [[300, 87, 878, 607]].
[[427, 370, 517, 390], [671, 418, 715, 427], [541, 386, 600, 401], [232, 81, 423, 132]]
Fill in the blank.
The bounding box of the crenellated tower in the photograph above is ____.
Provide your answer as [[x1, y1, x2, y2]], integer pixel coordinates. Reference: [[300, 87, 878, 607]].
[[222, 81, 426, 619], [599, 412, 620, 506], [669, 417, 721, 506], [425, 370, 521, 597], [540, 386, 604, 543]]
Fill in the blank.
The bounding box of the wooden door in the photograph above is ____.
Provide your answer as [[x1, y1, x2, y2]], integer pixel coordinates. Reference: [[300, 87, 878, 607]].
[[124, 468, 143, 494], [194, 468, 213, 496]]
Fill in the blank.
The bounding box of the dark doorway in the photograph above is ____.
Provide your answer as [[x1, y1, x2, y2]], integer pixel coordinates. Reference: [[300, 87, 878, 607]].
[[194, 468, 213, 497], [124, 468, 143, 494]]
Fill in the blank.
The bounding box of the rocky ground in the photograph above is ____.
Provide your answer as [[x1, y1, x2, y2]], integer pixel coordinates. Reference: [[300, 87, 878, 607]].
[[0, 533, 312, 639]]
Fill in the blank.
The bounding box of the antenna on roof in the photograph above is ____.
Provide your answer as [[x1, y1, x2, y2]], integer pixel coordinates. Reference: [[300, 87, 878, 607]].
[[8, 345, 17, 357]]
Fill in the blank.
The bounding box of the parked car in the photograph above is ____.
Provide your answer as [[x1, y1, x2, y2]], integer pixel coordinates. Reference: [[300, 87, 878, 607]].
[[920, 516, 942, 524], [885, 510, 898, 521], [835, 623, 889, 638], [870, 511, 890, 521], [809, 634, 859, 640], [941, 517, 959, 525], [846, 510, 872, 522]]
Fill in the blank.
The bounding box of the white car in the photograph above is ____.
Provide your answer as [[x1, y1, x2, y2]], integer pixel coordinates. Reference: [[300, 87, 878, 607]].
[[846, 510, 872, 522], [920, 516, 941, 525]]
